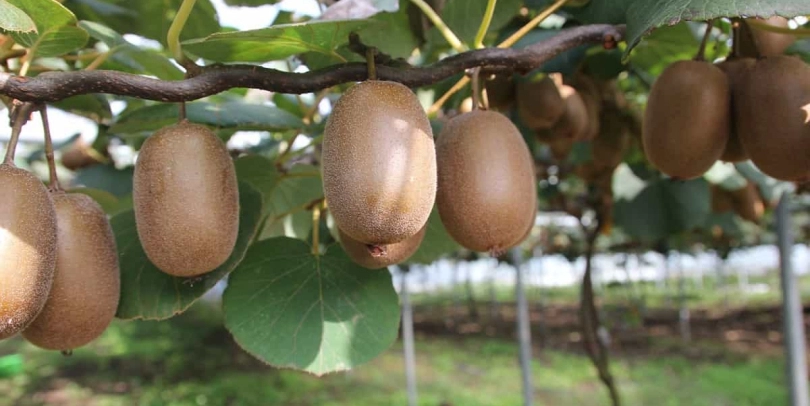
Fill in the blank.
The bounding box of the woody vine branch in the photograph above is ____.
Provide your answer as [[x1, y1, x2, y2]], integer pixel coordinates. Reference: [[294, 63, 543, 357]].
[[0, 24, 624, 103]]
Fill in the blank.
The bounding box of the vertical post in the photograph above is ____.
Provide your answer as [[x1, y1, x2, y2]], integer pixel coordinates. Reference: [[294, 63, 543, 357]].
[[677, 253, 691, 343], [512, 248, 533, 406], [400, 267, 419, 406], [776, 193, 809, 406]]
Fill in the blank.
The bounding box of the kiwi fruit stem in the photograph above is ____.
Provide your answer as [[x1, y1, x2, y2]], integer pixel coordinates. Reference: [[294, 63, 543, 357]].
[[366, 48, 378, 81], [39, 107, 63, 192], [3, 103, 37, 165], [694, 19, 715, 62]]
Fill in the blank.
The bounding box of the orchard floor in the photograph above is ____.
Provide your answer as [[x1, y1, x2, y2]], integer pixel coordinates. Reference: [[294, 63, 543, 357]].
[[0, 300, 793, 406]]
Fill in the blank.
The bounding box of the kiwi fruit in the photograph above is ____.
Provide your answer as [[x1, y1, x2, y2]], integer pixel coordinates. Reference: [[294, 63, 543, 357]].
[[576, 107, 631, 182], [570, 74, 602, 141], [551, 85, 590, 141], [746, 17, 795, 56], [710, 185, 735, 214], [61, 139, 103, 171], [545, 135, 575, 162], [339, 223, 426, 269], [322, 80, 436, 245], [716, 58, 756, 162], [436, 110, 537, 254], [483, 73, 515, 112], [731, 182, 764, 223], [0, 164, 58, 340], [642, 60, 730, 179], [133, 120, 240, 277], [22, 193, 120, 351], [516, 74, 565, 130], [735, 55, 810, 181]]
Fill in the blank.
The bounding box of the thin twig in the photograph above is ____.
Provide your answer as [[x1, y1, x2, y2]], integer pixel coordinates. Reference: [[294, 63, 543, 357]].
[[409, 0, 466, 52], [695, 19, 715, 61], [2, 102, 36, 165], [39, 105, 62, 191], [474, 0, 498, 49]]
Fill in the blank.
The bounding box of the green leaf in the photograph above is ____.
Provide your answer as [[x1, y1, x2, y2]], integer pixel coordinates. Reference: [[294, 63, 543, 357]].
[[629, 23, 702, 76], [110, 102, 304, 134], [113, 182, 263, 320], [78, 20, 183, 80], [49, 94, 112, 122], [223, 0, 281, 5], [234, 155, 323, 217], [0, 0, 35, 32], [439, 0, 523, 45], [407, 206, 460, 265], [182, 19, 373, 63], [223, 237, 401, 375], [8, 0, 88, 57], [72, 163, 133, 198], [66, 0, 219, 46], [356, 1, 418, 59]]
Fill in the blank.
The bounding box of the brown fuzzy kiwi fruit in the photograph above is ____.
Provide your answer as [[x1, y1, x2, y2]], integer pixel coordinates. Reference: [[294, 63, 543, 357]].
[[0, 163, 58, 340], [133, 120, 239, 277], [735, 55, 810, 181], [716, 58, 756, 162], [339, 223, 426, 269], [570, 74, 602, 141], [642, 60, 730, 179], [436, 110, 537, 254], [22, 193, 120, 351], [710, 185, 735, 214], [551, 85, 590, 141], [575, 105, 631, 182], [322, 80, 436, 245], [61, 139, 103, 171], [545, 135, 576, 162], [483, 73, 515, 112], [747, 17, 795, 56], [516, 74, 565, 130]]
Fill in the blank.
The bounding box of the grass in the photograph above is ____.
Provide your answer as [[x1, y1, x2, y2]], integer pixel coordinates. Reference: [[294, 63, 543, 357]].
[[0, 301, 788, 406]]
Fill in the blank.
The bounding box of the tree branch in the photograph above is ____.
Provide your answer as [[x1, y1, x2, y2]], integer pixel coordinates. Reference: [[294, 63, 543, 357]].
[[0, 24, 624, 103]]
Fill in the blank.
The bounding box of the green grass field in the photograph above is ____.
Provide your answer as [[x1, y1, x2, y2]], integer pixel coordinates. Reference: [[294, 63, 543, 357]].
[[0, 300, 788, 406]]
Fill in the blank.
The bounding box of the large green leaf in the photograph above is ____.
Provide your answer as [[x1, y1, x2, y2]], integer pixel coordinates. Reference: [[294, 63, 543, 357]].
[[65, 0, 219, 46], [112, 182, 263, 320], [8, 0, 88, 57], [109, 102, 304, 134], [356, 1, 419, 59], [72, 163, 133, 197], [223, 237, 401, 375], [182, 19, 373, 63], [235, 155, 323, 217], [78, 20, 183, 80], [407, 207, 460, 265], [49, 93, 112, 123], [0, 0, 35, 32]]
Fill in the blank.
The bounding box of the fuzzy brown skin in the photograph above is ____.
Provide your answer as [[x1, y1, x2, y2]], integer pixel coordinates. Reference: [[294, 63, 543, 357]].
[[735, 55, 810, 182], [339, 224, 427, 269], [133, 121, 239, 277], [551, 85, 591, 141], [716, 58, 756, 163], [22, 193, 120, 351], [322, 80, 436, 245], [436, 110, 537, 253], [483, 73, 516, 112], [748, 17, 795, 56], [642, 60, 730, 180], [516, 76, 566, 130], [0, 164, 58, 340]]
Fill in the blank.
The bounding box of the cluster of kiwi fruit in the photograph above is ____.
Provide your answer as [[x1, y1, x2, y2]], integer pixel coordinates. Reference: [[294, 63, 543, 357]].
[[710, 181, 765, 224], [0, 106, 240, 352], [322, 78, 537, 269], [0, 112, 120, 352], [643, 17, 808, 182]]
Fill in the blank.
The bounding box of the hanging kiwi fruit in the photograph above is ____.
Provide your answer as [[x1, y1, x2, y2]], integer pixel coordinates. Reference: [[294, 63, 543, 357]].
[[744, 17, 796, 56], [133, 120, 240, 278], [22, 192, 120, 351], [483, 73, 516, 112], [516, 73, 566, 130], [0, 105, 58, 341], [436, 105, 537, 255], [321, 79, 436, 247], [734, 55, 810, 181], [642, 59, 730, 179]]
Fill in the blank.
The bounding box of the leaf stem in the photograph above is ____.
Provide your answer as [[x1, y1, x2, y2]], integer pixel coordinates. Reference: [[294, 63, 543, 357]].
[[428, 0, 572, 114], [409, 0, 466, 53], [312, 204, 321, 256], [39, 105, 62, 191], [167, 0, 198, 66], [473, 0, 498, 49], [745, 18, 810, 37], [2, 102, 36, 165]]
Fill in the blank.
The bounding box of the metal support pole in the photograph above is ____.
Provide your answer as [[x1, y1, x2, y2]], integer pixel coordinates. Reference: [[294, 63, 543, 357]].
[[776, 193, 809, 406], [512, 248, 533, 406], [400, 268, 418, 406]]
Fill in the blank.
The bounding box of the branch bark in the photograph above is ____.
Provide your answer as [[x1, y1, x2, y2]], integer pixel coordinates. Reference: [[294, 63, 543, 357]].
[[0, 24, 624, 103]]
